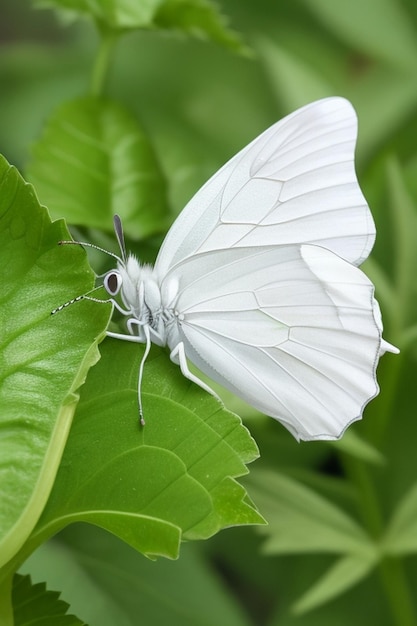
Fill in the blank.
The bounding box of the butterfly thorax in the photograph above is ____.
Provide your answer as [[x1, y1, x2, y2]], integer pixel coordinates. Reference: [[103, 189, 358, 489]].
[[117, 255, 179, 347]]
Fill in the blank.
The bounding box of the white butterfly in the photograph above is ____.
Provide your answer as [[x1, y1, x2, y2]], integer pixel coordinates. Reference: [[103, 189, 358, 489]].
[[60, 97, 398, 440]]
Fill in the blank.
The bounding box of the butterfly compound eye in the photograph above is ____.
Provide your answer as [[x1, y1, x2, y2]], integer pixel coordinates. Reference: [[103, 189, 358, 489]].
[[104, 271, 122, 295]]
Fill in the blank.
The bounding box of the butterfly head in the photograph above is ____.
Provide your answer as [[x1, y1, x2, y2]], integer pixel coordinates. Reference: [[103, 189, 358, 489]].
[[105, 254, 145, 312]]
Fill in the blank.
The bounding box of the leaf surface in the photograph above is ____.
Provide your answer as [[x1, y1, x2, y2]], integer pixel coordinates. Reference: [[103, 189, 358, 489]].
[[0, 155, 110, 570], [246, 470, 373, 554], [27, 97, 169, 239], [28, 341, 264, 560], [13, 574, 86, 626]]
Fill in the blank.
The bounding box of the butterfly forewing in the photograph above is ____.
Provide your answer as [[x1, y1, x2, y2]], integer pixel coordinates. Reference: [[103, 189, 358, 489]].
[[155, 97, 375, 277]]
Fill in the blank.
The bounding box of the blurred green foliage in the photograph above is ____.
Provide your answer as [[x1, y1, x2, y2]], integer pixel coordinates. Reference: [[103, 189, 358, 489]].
[[1, 0, 417, 624]]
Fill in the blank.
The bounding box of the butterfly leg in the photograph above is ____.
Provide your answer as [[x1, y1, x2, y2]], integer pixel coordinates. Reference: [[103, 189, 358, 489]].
[[106, 317, 147, 342], [106, 330, 145, 342], [137, 325, 152, 426], [106, 320, 151, 426], [170, 342, 222, 402], [110, 299, 131, 316]]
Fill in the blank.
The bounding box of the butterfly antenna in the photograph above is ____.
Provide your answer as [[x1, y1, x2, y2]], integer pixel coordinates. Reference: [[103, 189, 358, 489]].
[[137, 325, 152, 427], [51, 285, 109, 315], [113, 214, 127, 263], [58, 239, 123, 264]]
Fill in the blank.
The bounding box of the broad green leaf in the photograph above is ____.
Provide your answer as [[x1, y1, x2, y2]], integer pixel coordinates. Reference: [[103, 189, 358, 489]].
[[246, 470, 372, 554], [27, 97, 169, 239], [299, 0, 417, 69], [12, 574, 85, 626], [22, 340, 263, 561], [0, 44, 91, 168], [0, 155, 110, 571], [383, 481, 417, 555], [21, 527, 253, 626], [292, 552, 378, 615]]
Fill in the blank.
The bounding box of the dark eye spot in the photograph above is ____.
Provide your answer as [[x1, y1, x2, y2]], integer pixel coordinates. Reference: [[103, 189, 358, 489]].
[[105, 272, 122, 295]]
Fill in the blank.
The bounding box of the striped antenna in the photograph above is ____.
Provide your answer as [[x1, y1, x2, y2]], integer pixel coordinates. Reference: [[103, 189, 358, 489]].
[[53, 216, 127, 314], [58, 239, 123, 264], [51, 285, 108, 315]]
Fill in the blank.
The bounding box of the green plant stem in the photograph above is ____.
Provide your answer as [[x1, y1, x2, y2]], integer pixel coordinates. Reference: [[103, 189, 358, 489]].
[[343, 457, 381, 536], [90, 28, 118, 97], [372, 352, 404, 447], [342, 457, 416, 626], [379, 558, 416, 626]]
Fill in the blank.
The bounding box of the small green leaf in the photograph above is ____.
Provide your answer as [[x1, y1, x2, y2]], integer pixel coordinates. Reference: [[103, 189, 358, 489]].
[[292, 552, 378, 615], [383, 481, 417, 555], [34, 0, 249, 53], [154, 0, 250, 55], [25, 341, 263, 560], [34, 0, 165, 27], [27, 97, 169, 239], [12, 574, 86, 626], [0, 155, 110, 570], [246, 470, 372, 554]]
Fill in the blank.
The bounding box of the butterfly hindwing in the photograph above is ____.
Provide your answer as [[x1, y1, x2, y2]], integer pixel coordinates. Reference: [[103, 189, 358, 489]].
[[162, 244, 380, 440]]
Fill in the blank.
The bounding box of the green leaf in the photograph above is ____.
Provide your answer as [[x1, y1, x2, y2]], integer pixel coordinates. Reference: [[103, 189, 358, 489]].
[[12, 574, 85, 626], [383, 481, 417, 555], [292, 552, 378, 615], [34, 0, 165, 27], [154, 0, 250, 55], [20, 527, 253, 626], [0, 155, 110, 571], [25, 341, 263, 561], [329, 429, 385, 466], [386, 157, 417, 339], [245, 470, 379, 613], [361, 257, 397, 332], [246, 470, 373, 554], [34, 0, 249, 53], [27, 97, 169, 239]]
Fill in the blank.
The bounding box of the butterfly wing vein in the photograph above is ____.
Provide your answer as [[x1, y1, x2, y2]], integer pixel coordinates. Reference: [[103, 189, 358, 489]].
[[156, 97, 375, 279], [164, 244, 380, 440]]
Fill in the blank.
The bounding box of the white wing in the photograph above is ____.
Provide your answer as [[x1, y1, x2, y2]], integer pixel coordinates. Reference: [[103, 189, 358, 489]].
[[162, 245, 380, 441], [156, 97, 374, 277]]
